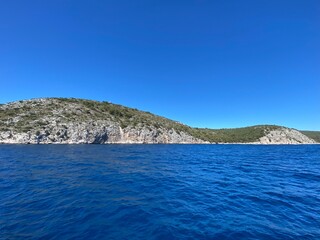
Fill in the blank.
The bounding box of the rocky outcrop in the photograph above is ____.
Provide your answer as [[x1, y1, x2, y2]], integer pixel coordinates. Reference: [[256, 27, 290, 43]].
[[0, 98, 204, 144], [0, 125, 203, 144], [259, 128, 315, 144]]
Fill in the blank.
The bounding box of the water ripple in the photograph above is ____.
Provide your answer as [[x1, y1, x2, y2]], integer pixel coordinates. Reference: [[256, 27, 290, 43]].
[[1, 144, 320, 239]]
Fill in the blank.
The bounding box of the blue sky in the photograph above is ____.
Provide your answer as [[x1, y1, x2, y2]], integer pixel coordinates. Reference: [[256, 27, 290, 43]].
[[0, 0, 319, 130]]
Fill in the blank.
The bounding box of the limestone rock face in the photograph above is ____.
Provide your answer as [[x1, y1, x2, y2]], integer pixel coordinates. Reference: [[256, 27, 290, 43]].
[[120, 126, 202, 144], [259, 128, 315, 144], [0, 122, 203, 144]]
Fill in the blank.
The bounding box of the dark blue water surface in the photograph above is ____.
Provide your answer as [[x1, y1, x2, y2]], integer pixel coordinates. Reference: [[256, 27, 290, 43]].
[[1, 144, 320, 239]]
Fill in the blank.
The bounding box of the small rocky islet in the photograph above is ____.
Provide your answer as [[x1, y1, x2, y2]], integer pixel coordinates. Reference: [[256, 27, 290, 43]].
[[0, 98, 318, 144]]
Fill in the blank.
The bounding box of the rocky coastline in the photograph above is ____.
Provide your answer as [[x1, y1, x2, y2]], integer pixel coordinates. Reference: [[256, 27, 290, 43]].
[[0, 98, 317, 144]]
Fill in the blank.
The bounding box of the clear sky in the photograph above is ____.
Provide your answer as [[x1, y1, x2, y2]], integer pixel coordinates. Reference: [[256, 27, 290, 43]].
[[0, 0, 319, 130]]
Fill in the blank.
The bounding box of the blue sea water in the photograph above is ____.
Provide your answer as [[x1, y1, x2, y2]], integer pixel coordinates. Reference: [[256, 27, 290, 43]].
[[1, 144, 320, 240]]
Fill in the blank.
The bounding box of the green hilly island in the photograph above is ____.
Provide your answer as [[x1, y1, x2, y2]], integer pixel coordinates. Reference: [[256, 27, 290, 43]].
[[0, 98, 318, 144]]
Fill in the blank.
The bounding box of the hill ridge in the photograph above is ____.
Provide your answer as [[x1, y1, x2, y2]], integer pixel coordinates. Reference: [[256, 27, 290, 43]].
[[0, 98, 318, 144]]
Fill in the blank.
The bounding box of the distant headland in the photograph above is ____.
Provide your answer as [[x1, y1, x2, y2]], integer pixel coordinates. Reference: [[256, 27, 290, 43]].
[[0, 98, 319, 144]]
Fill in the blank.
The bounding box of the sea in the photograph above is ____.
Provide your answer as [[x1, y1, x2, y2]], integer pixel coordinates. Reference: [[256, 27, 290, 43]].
[[1, 144, 320, 239]]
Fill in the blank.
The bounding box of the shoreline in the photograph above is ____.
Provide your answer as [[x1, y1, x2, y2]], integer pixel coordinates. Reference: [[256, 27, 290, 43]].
[[1, 142, 319, 145]]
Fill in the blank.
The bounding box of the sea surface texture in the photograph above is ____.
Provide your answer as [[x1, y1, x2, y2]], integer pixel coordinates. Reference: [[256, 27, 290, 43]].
[[1, 145, 320, 239]]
